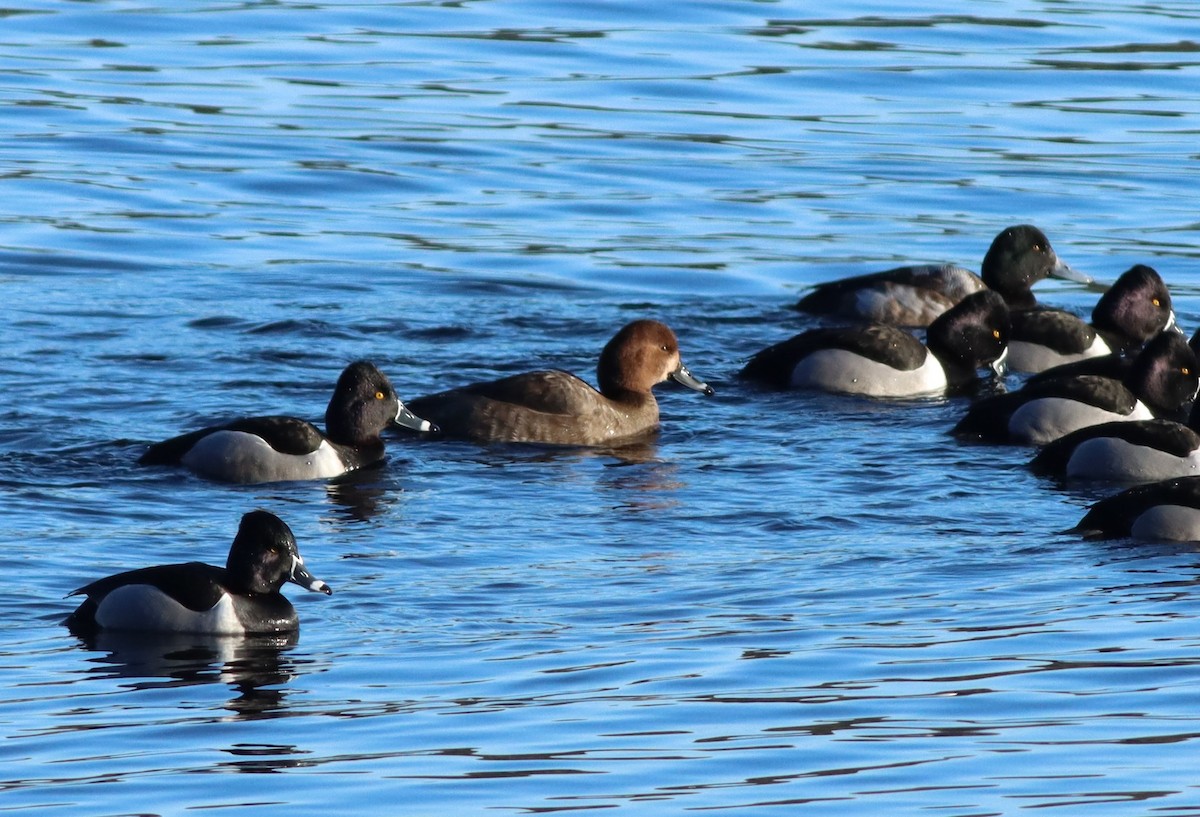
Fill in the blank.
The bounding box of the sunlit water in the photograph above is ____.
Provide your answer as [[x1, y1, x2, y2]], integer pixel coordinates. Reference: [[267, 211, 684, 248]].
[[4, 1, 1200, 814]]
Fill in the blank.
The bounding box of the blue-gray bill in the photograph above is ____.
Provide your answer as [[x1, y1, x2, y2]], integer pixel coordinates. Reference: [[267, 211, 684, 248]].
[[394, 402, 438, 433], [671, 363, 715, 396]]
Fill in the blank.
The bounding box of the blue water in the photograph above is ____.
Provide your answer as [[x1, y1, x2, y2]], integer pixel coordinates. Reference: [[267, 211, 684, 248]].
[[4, 1, 1200, 814]]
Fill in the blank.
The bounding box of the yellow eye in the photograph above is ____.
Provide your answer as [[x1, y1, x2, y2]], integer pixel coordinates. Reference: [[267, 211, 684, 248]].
[[1152, 298, 1161, 307], [1183, 367, 1191, 376], [992, 329, 1001, 339], [374, 391, 385, 400]]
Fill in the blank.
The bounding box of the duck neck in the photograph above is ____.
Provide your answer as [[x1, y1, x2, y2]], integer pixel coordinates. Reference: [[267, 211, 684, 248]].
[[925, 321, 974, 386], [325, 409, 378, 448]]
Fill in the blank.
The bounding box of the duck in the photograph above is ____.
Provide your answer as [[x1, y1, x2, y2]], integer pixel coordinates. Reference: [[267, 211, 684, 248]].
[[1030, 401, 1200, 483], [138, 360, 432, 483], [740, 290, 1009, 397], [952, 331, 1198, 445], [406, 319, 713, 445], [1006, 264, 1176, 373], [65, 510, 332, 635], [794, 224, 1088, 327], [1073, 476, 1200, 542]]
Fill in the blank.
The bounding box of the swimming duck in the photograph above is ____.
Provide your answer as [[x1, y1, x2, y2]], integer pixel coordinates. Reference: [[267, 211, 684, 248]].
[[1074, 476, 1200, 542], [1006, 264, 1175, 373], [740, 290, 1009, 397], [65, 510, 331, 635], [795, 224, 1088, 327], [138, 360, 431, 483], [952, 331, 1198, 445], [1030, 400, 1200, 483], [407, 319, 713, 445]]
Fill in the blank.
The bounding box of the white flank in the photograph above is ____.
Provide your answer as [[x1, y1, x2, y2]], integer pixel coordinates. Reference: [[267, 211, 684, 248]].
[[1131, 505, 1200, 542], [1006, 336, 1110, 374], [1067, 437, 1200, 482], [182, 430, 345, 482], [95, 585, 244, 634], [1008, 398, 1152, 445], [790, 348, 946, 397]]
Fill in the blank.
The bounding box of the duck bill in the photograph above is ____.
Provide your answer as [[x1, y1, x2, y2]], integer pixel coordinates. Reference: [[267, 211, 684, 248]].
[[1048, 257, 1093, 285], [989, 346, 1009, 377], [290, 557, 333, 595], [393, 401, 438, 434], [671, 362, 715, 396]]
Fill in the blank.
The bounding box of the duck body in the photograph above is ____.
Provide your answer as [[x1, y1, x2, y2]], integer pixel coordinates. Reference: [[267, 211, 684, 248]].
[[742, 290, 1009, 397], [66, 511, 332, 636], [795, 225, 1084, 327], [145, 416, 353, 482], [138, 361, 431, 483], [794, 264, 984, 327], [408, 320, 713, 446], [956, 376, 1155, 445], [1031, 418, 1200, 482], [1075, 476, 1200, 541]]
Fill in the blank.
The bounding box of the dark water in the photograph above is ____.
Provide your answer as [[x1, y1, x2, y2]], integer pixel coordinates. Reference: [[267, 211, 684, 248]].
[[5, 1, 1200, 814]]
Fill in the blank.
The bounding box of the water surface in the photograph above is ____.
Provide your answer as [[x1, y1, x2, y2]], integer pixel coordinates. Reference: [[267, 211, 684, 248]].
[[4, 1, 1200, 815]]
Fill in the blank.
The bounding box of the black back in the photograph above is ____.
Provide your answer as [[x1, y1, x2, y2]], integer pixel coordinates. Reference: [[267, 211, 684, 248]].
[[1009, 308, 1097, 355], [138, 416, 325, 464]]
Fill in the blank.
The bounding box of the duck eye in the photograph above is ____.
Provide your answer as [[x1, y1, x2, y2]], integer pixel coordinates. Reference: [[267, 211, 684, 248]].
[[1152, 298, 1161, 307], [1183, 367, 1191, 376], [661, 344, 670, 352], [375, 391, 385, 400], [1032, 243, 1042, 252], [992, 329, 1001, 339]]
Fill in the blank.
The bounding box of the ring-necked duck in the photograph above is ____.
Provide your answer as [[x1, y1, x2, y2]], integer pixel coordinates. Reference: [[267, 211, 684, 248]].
[[795, 224, 1088, 327], [1074, 476, 1200, 542], [1006, 264, 1175, 373], [407, 319, 713, 445], [1031, 401, 1200, 483], [740, 290, 1009, 397], [138, 360, 431, 483], [65, 510, 332, 635], [952, 331, 1198, 445]]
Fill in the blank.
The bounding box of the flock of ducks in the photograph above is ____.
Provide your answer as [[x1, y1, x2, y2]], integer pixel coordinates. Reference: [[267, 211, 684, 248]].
[[66, 224, 1200, 638]]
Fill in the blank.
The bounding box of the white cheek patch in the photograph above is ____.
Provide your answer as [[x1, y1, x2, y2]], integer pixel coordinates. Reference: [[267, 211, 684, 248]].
[[94, 585, 244, 635], [182, 431, 346, 482], [790, 348, 946, 397]]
